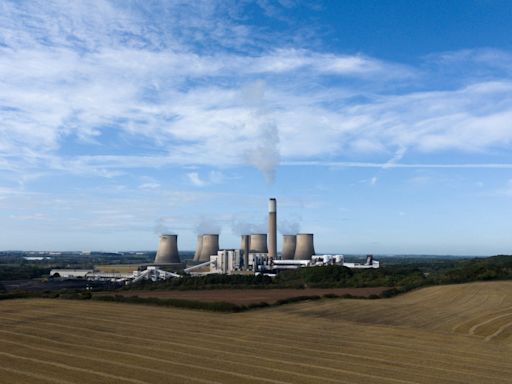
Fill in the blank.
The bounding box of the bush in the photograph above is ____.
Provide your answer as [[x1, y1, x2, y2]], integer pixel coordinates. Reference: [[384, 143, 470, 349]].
[[275, 295, 322, 305], [92, 294, 243, 312], [130, 273, 274, 291], [0, 265, 52, 280]]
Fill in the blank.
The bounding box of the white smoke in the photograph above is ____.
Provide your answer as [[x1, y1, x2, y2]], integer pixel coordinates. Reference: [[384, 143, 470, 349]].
[[230, 216, 267, 235], [241, 81, 281, 183], [153, 217, 175, 235], [194, 216, 222, 235], [245, 119, 280, 183], [278, 216, 301, 235]]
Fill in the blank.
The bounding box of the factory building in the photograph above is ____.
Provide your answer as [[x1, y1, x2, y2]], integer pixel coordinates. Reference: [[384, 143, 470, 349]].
[[183, 198, 379, 274], [53, 197, 379, 281], [343, 255, 380, 269], [49, 269, 93, 279], [52, 197, 381, 284], [209, 250, 243, 274]]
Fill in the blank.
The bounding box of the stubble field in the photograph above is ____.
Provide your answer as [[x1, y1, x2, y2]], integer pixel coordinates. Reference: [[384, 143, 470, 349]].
[[0, 281, 511, 383]]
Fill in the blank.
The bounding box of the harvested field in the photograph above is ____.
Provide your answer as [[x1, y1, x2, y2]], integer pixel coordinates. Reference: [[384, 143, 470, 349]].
[[0, 281, 511, 384], [103, 287, 386, 304], [280, 280, 512, 341]]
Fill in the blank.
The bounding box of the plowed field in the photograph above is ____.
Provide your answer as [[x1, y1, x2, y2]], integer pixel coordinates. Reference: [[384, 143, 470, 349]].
[[0, 281, 511, 383]]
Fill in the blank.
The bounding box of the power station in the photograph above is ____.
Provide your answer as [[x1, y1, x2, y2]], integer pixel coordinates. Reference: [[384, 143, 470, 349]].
[[52, 197, 378, 284], [151, 197, 379, 277]]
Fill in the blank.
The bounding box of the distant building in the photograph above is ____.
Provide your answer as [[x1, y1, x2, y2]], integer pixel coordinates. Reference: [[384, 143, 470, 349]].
[[49, 269, 92, 279]]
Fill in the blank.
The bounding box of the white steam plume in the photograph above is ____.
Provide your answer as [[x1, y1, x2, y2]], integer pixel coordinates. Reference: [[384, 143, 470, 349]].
[[153, 217, 175, 235], [194, 216, 222, 235], [242, 80, 280, 183], [278, 217, 301, 235]]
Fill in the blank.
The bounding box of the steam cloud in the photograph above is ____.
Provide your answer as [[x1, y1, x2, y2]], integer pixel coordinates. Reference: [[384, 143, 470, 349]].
[[278, 217, 301, 235], [230, 216, 267, 235], [153, 217, 175, 235], [194, 216, 222, 235], [242, 81, 280, 183], [246, 120, 280, 183]]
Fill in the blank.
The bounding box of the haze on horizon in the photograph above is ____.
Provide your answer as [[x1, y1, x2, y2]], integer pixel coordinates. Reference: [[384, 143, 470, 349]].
[[1, 1, 512, 256]]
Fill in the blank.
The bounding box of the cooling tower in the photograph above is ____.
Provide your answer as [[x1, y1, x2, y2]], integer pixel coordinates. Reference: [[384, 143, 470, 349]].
[[250, 234, 268, 253], [154, 234, 180, 264], [281, 234, 297, 260], [193, 235, 203, 262], [199, 234, 219, 262], [268, 198, 277, 259], [241, 234, 250, 270], [294, 233, 315, 260]]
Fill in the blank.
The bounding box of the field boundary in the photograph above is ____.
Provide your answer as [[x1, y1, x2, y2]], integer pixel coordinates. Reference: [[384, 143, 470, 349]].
[[1, 289, 392, 312]]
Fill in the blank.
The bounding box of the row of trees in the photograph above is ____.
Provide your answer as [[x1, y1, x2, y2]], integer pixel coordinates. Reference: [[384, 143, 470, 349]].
[[128, 255, 512, 291]]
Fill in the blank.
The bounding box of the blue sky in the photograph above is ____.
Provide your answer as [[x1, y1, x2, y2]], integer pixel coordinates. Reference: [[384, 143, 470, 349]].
[[1, 1, 512, 255]]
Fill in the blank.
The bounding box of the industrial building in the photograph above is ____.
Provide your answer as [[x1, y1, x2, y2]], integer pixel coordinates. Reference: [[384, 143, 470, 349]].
[[49, 266, 181, 284], [152, 197, 379, 275], [52, 197, 378, 283]]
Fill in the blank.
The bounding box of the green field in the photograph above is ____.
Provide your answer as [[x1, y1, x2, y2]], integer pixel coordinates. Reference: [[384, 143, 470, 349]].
[[0, 281, 511, 383]]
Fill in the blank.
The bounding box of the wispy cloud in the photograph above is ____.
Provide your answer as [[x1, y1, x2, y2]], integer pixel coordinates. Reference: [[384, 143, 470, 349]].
[[187, 170, 225, 187], [283, 161, 512, 169], [1, 0, 512, 185]]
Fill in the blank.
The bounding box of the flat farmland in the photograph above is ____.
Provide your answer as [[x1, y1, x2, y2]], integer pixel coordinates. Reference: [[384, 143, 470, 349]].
[[0, 281, 511, 384], [101, 287, 387, 304]]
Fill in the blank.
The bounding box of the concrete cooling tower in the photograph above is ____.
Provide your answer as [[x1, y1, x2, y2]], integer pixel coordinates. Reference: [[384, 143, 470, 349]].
[[281, 234, 297, 260], [240, 234, 250, 251], [154, 234, 180, 264], [193, 235, 203, 262], [240, 234, 250, 269], [294, 233, 315, 260], [250, 234, 268, 253], [199, 234, 219, 262], [268, 198, 277, 259]]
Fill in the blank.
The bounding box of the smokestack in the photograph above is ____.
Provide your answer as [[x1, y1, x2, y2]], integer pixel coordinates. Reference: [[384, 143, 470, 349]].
[[241, 235, 250, 270], [366, 255, 373, 265], [250, 234, 268, 253], [281, 234, 297, 260], [155, 234, 180, 264], [199, 234, 219, 262], [268, 198, 277, 259], [294, 233, 315, 260], [193, 235, 203, 262]]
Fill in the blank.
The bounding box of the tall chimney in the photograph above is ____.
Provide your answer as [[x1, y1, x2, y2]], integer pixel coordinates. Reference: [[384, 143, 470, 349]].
[[268, 198, 277, 259], [294, 233, 315, 260], [193, 235, 203, 262], [250, 234, 268, 253], [199, 234, 219, 262], [281, 234, 297, 260], [155, 234, 180, 264]]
